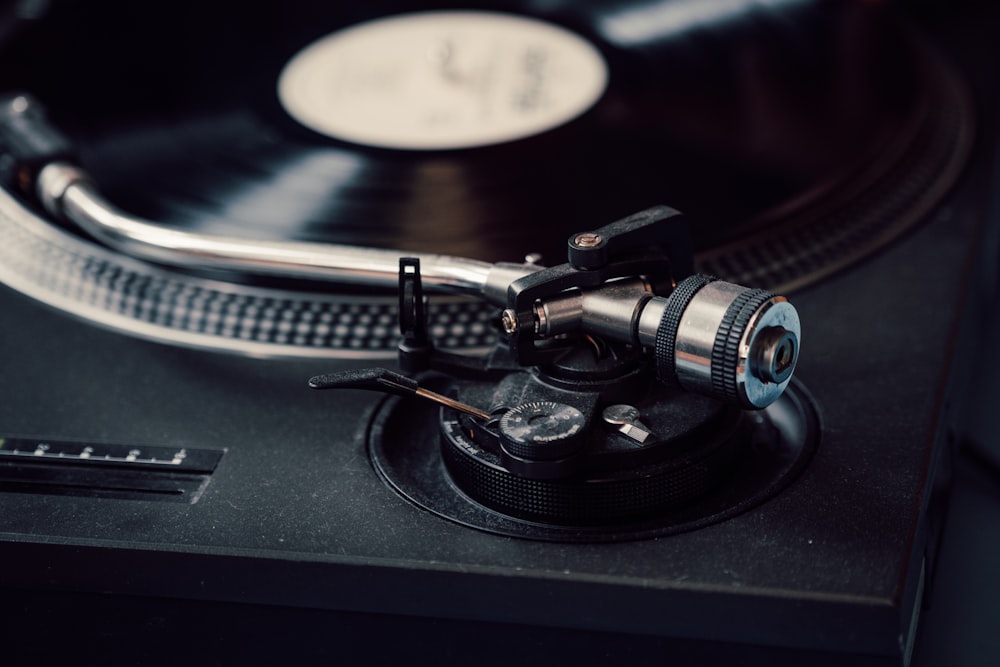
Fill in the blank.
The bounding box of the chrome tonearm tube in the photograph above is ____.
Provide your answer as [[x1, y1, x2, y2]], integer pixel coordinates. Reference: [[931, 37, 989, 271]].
[[1, 92, 800, 408], [35, 160, 531, 304]]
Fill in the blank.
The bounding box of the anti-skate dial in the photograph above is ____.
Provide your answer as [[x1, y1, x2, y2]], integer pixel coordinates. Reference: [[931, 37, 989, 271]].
[[498, 401, 586, 461]]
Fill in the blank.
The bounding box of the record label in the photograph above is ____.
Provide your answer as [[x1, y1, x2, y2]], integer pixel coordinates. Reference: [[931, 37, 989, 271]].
[[277, 11, 608, 150]]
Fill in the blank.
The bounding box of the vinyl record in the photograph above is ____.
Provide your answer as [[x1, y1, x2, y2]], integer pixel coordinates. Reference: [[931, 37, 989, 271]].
[[0, 0, 972, 284]]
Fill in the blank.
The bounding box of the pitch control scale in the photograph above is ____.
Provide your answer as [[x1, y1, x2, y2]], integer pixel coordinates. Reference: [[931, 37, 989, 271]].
[[0, 436, 223, 502]]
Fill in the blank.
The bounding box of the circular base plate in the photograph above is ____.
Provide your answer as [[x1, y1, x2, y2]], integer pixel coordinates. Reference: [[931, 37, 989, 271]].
[[369, 380, 819, 542]]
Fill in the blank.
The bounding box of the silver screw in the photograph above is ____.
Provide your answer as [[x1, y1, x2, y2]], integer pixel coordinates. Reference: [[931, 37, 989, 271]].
[[573, 233, 603, 248], [501, 309, 519, 334]]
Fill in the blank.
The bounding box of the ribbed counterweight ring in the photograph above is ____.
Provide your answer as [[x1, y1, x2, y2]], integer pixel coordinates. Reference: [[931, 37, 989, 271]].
[[655, 276, 800, 409]]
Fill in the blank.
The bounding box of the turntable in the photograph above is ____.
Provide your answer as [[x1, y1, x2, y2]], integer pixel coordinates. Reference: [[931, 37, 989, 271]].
[[0, 0, 997, 665]]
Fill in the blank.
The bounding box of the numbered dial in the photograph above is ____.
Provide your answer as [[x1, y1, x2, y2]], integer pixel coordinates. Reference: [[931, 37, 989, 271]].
[[498, 401, 586, 460]]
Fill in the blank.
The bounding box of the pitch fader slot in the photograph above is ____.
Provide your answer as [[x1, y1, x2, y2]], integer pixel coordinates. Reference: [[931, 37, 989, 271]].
[[0, 437, 224, 503]]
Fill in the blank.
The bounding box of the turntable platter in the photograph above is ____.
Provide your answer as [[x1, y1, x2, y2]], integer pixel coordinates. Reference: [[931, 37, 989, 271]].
[[0, 0, 973, 283]]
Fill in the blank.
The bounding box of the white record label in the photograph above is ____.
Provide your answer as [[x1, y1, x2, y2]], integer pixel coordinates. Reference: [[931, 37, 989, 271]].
[[278, 11, 609, 150]]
